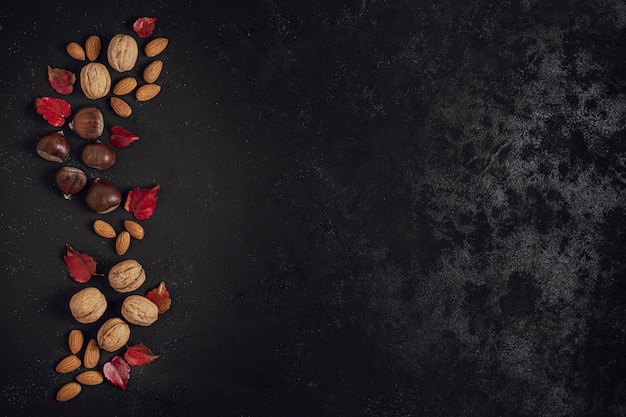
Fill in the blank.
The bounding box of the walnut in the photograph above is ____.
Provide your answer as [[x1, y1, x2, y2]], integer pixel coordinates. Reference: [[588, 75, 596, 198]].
[[107, 34, 138, 72], [121, 295, 158, 326], [108, 259, 146, 293], [96, 317, 130, 352], [69, 287, 107, 324], [79, 62, 111, 99]]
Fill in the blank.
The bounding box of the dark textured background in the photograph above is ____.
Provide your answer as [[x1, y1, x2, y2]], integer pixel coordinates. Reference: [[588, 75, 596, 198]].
[[2, 1, 626, 416]]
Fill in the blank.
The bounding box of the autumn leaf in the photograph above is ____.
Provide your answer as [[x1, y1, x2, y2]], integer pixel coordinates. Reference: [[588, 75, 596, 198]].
[[109, 125, 139, 149], [103, 356, 130, 390], [132, 17, 157, 38], [124, 184, 160, 221], [34, 96, 71, 127], [47, 66, 76, 95], [124, 343, 160, 366], [63, 244, 103, 283], [145, 281, 171, 314]]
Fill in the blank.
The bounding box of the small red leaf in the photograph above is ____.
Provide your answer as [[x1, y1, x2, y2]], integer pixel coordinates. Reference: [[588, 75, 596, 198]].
[[103, 356, 130, 390], [63, 244, 103, 283], [109, 125, 139, 149], [133, 17, 157, 38], [35, 96, 71, 127], [124, 343, 160, 366], [124, 184, 160, 220], [145, 281, 171, 314], [47, 65, 76, 95]]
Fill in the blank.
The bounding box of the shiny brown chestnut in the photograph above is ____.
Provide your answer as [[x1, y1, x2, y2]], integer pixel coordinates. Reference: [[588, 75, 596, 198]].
[[82, 141, 116, 169], [55, 166, 88, 199], [69, 106, 104, 139], [85, 178, 122, 214], [36, 131, 70, 163]]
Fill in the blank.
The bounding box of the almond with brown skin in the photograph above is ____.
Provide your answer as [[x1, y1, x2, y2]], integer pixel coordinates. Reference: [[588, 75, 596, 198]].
[[111, 97, 132, 118], [116, 230, 131, 255], [56, 382, 82, 402], [85, 35, 101, 61], [135, 84, 161, 101], [144, 37, 168, 57], [83, 339, 100, 368], [56, 354, 81, 374], [68, 329, 84, 354], [124, 220, 145, 240], [143, 60, 163, 83], [113, 77, 137, 95], [66, 42, 85, 61], [76, 370, 104, 385], [93, 219, 116, 238]]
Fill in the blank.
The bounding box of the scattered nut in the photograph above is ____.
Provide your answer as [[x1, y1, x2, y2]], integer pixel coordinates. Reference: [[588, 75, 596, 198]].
[[108, 259, 146, 293], [69, 287, 107, 324], [115, 230, 131, 255], [144, 37, 168, 57], [80, 62, 111, 100], [56, 382, 82, 402], [121, 295, 159, 326], [124, 220, 145, 240], [76, 370, 104, 385], [93, 219, 116, 238], [68, 329, 84, 354], [85, 35, 101, 61], [135, 84, 161, 101], [56, 354, 81, 374], [143, 60, 163, 83], [113, 77, 137, 95], [107, 33, 138, 72], [83, 339, 100, 368], [111, 96, 132, 118], [66, 42, 85, 61], [97, 317, 130, 352]]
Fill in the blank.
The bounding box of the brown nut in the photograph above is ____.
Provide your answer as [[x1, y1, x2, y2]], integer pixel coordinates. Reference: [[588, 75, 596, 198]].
[[85, 35, 101, 61], [121, 295, 158, 326], [115, 231, 131, 255], [76, 370, 104, 385], [66, 42, 85, 61], [68, 329, 84, 354], [69, 106, 104, 140], [56, 354, 81, 374], [56, 382, 82, 402], [80, 62, 111, 99], [113, 77, 137, 95], [144, 37, 168, 57], [83, 338, 100, 368], [69, 287, 107, 324], [96, 317, 130, 352], [135, 84, 161, 101], [143, 60, 163, 83], [108, 259, 146, 293], [110, 96, 132, 118], [93, 219, 116, 238], [124, 220, 145, 240], [107, 33, 138, 72]]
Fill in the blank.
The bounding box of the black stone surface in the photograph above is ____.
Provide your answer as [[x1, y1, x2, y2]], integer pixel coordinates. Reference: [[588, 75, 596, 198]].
[[2, 1, 626, 416]]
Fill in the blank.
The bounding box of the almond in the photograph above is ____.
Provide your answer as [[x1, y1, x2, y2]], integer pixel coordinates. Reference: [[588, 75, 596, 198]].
[[85, 35, 101, 61], [144, 37, 168, 57], [124, 220, 145, 240], [66, 42, 85, 61], [93, 219, 116, 238], [113, 77, 137, 95], [56, 382, 82, 402], [143, 60, 163, 83], [135, 84, 161, 101], [83, 339, 100, 368], [56, 354, 81, 374], [111, 96, 132, 118], [68, 329, 84, 354], [116, 230, 131, 255], [76, 370, 104, 385]]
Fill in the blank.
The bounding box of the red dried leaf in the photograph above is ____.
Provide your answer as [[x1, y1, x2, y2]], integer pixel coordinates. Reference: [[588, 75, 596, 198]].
[[109, 125, 139, 149], [63, 244, 103, 283], [145, 281, 171, 314], [103, 356, 130, 390], [124, 343, 160, 366], [34, 96, 71, 127], [124, 184, 160, 220], [47, 65, 76, 95], [133, 17, 157, 38]]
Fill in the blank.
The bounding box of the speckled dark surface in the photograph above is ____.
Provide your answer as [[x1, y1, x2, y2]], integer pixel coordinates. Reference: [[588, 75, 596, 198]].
[[2, 1, 626, 416]]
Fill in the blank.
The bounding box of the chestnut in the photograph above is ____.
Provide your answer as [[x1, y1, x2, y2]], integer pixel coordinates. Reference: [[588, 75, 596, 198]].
[[55, 166, 88, 199], [36, 131, 70, 163], [69, 106, 104, 139], [85, 178, 122, 214], [82, 141, 116, 169]]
